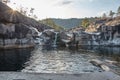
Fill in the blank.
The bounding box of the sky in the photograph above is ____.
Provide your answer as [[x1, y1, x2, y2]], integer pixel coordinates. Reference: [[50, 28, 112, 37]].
[[8, 0, 120, 20]]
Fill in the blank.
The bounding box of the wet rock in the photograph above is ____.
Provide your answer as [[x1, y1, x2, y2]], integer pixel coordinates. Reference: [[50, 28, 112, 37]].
[[90, 59, 110, 71], [59, 32, 74, 46]]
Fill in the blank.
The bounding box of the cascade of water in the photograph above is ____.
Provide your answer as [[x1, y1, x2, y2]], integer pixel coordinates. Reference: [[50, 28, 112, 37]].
[[29, 27, 44, 37], [92, 35, 96, 40], [29, 27, 44, 45], [53, 32, 58, 47], [91, 35, 99, 45]]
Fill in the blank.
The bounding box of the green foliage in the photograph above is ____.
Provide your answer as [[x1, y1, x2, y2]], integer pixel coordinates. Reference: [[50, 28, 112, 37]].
[[52, 18, 83, 29], [41, 18, 64, 31], [81, 18, 90, 28]]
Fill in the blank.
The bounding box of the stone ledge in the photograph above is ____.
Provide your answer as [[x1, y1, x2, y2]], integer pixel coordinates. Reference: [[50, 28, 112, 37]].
[[0, 45, 34, 49], [0, 72, 119, 80]]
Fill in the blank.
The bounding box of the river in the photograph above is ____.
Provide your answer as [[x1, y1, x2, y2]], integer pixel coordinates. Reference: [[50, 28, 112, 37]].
[[0, 46, 120, 74]]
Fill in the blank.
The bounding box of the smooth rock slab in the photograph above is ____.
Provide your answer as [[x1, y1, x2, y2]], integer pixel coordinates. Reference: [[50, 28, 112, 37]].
[[0, 72, 120, 80]]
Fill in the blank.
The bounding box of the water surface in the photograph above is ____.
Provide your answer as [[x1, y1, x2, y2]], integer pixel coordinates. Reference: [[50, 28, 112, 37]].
[[0, 46, 120, 74], [0, 48, 34, 71], [22, 46, 120, 73]]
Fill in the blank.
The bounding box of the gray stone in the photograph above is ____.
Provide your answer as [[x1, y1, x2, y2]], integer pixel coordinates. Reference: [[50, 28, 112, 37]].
[[0, 72, 119, 80]]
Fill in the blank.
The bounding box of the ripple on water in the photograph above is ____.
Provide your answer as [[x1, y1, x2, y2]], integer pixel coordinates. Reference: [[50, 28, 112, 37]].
[[22, 47, 102, 73]]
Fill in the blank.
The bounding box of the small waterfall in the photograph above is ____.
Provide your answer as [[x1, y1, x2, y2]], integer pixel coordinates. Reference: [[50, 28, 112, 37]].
[[53, 32, 58, 47], [92, 35, 96, 40], [91, 35, 99, 45], [29, 27, 42, 36], [29, 27, 44, 45]]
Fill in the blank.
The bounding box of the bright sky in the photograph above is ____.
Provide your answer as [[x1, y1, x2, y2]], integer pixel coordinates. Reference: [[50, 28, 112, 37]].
[[8, 0, 120, 20]]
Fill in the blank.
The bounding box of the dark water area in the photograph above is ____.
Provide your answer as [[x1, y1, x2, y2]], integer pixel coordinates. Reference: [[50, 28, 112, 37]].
[[0, 46, 120, 73], [0, 48, 34, 71], [79, 46, 120, 61]]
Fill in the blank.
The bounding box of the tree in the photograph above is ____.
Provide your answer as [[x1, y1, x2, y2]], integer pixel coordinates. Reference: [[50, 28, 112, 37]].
[[30, 8, 34, 16], [2, 0, 10, 4], [41, 19, 64, 31], [81, 18, 90, 28], [19, 6, 26, 15], [109, 10, 115, 18], [117, 6, 120, 16], [102, 13, 107, 18], [33, 15, 38, 19]]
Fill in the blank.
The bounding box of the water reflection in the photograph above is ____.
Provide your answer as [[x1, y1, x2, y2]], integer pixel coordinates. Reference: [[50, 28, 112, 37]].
[[0, 48, 34, 71], [79, 46, 120, 61]]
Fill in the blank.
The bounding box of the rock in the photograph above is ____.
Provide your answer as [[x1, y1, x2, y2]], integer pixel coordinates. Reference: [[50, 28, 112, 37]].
[[105, 60, 117, 64], [66, 17, 120, 46], [90, 59, 110, 71], [0, 2, 51, 49], [0, 72, 120, 80], [0, 2, 51, 30], [59, 32, 73, 43], [100, 65, 110, 71]]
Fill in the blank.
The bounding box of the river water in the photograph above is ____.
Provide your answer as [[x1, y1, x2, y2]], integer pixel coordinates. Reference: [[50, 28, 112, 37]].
[[0, 46, 120, 74]]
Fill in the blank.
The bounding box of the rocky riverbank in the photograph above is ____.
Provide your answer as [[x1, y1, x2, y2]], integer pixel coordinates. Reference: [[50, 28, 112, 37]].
[[0, 2, 51, 49], [0, 72, 119, 80], [0, 2, 120, 49], [65, 17, 120, 47]]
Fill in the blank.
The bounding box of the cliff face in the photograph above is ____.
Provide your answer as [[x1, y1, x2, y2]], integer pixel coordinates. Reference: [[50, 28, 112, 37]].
[[94, 17, 120, 46], [0, 2, 51, 49], [68, 17, 120, 46], [86, 18, 120, 46]]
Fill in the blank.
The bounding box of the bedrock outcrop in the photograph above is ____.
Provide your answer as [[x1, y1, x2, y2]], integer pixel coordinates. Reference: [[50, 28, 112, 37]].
[[0, 2, 51, 49]]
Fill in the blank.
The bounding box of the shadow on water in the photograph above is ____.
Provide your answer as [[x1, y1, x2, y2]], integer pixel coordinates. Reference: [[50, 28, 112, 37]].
[[79, 46, 120, 61], [0, 48, 34, 71], [0, 45, 120, 72]]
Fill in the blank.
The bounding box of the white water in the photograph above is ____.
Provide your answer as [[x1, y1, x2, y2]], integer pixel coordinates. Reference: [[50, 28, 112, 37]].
[[53, 32, 58, 47]]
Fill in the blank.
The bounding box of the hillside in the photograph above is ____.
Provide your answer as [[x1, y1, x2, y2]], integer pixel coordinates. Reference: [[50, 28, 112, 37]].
[[85, 17, 120, 33], [0, 2, 51, 31], [41, 18, 96, 29], [52, 18, 82, 29], [40, 19, 64, 31]]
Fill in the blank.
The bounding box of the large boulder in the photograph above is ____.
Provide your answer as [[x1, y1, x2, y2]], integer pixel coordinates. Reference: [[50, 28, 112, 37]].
[[0, 2, 52, 48], [0, 2, 51, 31], [59, 32, 74, 43]]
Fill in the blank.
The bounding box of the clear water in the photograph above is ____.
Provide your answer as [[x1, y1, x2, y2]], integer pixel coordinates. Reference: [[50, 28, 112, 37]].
[[0, 46, 120, 74], [22, 47, 102, 73]]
